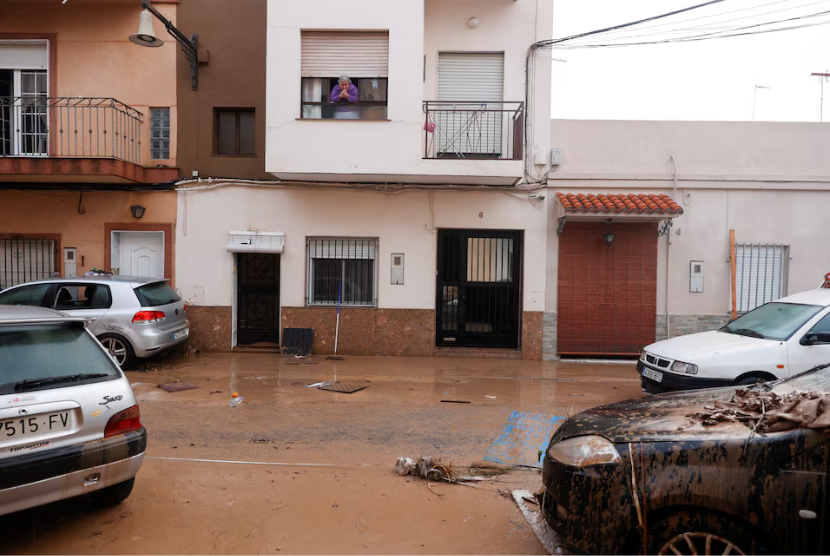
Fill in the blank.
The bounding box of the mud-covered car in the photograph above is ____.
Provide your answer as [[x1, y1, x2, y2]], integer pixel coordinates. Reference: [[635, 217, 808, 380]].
[[541, 365, 830, 555]]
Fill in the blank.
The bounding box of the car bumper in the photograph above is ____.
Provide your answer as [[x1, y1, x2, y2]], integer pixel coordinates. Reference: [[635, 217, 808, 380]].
[[0, 427, 147, 516], [638, 360, 734, 394], [131, 320, 190, 358], [541, 452, 637, 555]]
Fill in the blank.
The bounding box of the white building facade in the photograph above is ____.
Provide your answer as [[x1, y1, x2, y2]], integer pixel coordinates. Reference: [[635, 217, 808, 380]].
[[176, 0, 555, 358], [544, 120, 830, 360]]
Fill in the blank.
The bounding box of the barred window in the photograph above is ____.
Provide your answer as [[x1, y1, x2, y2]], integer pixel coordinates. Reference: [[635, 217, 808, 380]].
[[150, 107, 170, 159], [307, 239, 377, 307], [734, 243, 790, 312]]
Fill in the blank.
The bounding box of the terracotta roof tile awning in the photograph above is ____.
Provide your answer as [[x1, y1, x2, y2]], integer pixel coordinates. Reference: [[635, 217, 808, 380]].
[[556, 193, 684, 215]]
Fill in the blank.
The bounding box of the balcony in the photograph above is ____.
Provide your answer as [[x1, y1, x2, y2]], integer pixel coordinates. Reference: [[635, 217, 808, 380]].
[[423, 101, 523, 161], [0, 97, 178, 184]]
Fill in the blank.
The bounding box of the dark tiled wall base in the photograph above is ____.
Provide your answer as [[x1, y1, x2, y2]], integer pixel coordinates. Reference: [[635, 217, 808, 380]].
[[185, 306, 233, 352]]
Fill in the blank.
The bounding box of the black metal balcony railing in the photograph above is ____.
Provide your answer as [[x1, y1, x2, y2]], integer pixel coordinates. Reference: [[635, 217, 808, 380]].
[[0, 97, 143, 165], [423, 101, 524, 161]]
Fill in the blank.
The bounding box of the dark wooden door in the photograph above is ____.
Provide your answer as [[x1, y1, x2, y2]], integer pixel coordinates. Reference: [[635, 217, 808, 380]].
[[237, 254, 280, 345], [436, 230, 522, 348], [557, 222, 657, 357]]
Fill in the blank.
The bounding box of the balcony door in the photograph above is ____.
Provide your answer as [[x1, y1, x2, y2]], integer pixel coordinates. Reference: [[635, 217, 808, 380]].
[[436, 53, 504, 158], [0, 41, 49, 157]]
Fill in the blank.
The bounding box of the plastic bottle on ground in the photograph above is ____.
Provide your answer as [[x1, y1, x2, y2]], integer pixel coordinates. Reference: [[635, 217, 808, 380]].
[[229, 392, 244, 407]]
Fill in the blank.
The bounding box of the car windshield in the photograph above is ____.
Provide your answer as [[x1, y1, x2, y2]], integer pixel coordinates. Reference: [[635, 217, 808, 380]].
[[0, 323, 120, 395], [134, 281, 180, 307], [721, 302, 823, 341]]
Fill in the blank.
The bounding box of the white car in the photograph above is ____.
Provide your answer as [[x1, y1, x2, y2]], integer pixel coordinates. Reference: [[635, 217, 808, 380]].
[[639, 288, 830, 393], [0, 306, 146, 516]]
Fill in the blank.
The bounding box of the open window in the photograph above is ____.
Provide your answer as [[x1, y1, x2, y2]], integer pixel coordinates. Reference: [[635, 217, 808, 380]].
[[300, 32, 389, 120], [0, 40, 49, 156]]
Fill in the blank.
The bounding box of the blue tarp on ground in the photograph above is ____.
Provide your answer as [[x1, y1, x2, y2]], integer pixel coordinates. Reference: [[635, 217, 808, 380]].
[[484, 411, 566, 469]]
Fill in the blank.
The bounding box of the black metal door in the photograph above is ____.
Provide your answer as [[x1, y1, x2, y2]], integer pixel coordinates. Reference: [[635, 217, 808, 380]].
[[436, 230, 522, 348], [237, 254, 280, 345]]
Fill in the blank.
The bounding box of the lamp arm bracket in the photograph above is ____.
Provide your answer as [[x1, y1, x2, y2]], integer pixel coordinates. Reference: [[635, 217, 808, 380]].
[[141, 0, 199, 89]]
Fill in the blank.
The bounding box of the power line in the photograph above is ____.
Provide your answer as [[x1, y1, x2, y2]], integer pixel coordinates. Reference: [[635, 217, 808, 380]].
[[552, 9, 830, 49], [532, 0, 728, 50], [581, 0, 830, 43]]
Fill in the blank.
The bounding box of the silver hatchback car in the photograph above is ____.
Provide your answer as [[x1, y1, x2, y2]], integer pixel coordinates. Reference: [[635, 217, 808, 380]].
[[0, 276, 189, 368], [0, 306, 146, 516]]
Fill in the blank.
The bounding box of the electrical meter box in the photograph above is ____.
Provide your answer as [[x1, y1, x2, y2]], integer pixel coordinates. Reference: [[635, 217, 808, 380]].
[[690, 260, 704, 293]]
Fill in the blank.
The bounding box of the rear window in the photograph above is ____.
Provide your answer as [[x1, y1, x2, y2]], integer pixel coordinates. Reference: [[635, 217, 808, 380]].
[[134, 281, 181, 307], [0, 324, 120, 395]]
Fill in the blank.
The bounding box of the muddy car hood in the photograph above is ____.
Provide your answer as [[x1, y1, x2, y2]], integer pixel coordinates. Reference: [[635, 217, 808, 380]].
[[555, 386, 755, 444]]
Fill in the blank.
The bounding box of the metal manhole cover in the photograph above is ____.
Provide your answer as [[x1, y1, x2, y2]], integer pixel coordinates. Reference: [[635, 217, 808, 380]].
[[318, 382, 369, 394]]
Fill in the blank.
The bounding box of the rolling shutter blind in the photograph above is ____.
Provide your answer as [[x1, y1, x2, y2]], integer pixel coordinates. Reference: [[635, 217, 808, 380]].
[[301, 32, 389, 78], [0, 42, 48, 70], [217, 111, 237, 155], [437, 53, 504, 102], [734, 244, 789, 312]]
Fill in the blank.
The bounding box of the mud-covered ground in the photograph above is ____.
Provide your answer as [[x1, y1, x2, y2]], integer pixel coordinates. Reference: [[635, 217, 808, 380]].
[[2, 354, 643, 554]]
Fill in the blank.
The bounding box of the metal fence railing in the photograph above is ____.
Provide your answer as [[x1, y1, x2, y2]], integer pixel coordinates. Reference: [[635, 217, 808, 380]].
[[0, 236, 58, 290], [423, 101, 524, 161], [0, 97, 143, 165]]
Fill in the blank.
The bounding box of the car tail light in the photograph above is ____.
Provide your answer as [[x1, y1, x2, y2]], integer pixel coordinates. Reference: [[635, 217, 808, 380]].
[[104, 405, 142, 438], [132, 311, 165, 324], [183, 303, 187, 313]]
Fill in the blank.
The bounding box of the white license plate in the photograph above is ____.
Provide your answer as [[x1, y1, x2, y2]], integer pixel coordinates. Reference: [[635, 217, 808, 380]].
[[173, 328, 189, 340], [0, 411, 71, 440], [643, 368, 663, 383]]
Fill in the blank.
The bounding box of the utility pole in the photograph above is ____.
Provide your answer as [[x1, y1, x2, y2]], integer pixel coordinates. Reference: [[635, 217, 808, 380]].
[[810, 72, 830, 122], [752, 85, 770, 121]]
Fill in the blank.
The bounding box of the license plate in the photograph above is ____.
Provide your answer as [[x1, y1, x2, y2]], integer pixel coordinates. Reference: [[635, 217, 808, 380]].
[[173, 328, 189, 340], [643, 368, 663, 383], [0, 411, 71, 440]]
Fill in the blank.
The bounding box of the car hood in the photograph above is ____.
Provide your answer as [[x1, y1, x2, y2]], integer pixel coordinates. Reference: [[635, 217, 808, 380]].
[[646, 330, 771, 363], [555, 386, 755, 443]]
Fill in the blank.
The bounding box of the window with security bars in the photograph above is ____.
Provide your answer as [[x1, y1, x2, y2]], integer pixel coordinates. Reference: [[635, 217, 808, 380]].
[[307, 239, 377, 307], [150, 108, 170, 159], [734, 243, 790, 313]]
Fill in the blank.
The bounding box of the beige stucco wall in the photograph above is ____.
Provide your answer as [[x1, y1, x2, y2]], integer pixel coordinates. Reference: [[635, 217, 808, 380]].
[[175, 186, 547, 312], [546, 120, 830, 316], [0, 189, 178, 279], [0, 1, 178, 168]]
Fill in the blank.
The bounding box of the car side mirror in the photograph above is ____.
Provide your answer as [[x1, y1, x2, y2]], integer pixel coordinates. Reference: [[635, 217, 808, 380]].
[[801, 332, 830, 346]]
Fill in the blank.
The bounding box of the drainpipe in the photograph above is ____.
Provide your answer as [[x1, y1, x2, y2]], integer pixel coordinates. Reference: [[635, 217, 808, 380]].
[[667, 155, 678, 339]]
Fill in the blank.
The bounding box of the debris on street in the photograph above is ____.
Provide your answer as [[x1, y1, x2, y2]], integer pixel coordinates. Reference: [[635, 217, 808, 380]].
[[511, 490, 567, 555], [229, 392, 244, 407], [157, 381, 201, 393], [441, 399, 471, 404], [685, 388, 830, 433], [326, 355, 345, 361], [485, 395, 497, 399], [318, 382, 369, 394], [394, 456, 508, 486], [304, 381, 331, 388]]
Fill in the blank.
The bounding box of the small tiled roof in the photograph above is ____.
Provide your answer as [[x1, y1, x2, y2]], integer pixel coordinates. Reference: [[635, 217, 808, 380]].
[[556, 193, 684, 215]]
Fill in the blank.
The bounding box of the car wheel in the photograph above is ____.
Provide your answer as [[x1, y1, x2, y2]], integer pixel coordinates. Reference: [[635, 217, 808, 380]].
[[737, 374, 774, 386], [90, 478, 135, 508], [98, 334, 136, 368], [648, 510, 764, 555]]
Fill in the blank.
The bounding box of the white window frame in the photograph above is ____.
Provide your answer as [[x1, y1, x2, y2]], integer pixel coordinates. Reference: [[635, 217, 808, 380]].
[[0, 40, 49, 157], [306, 238, 378, 307]]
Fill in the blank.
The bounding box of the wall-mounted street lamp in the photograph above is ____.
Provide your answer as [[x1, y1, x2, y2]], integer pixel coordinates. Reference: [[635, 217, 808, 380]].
[[603, 231, 616, 247], [131, 205, 146, 219], [129, 0, 199, 90]]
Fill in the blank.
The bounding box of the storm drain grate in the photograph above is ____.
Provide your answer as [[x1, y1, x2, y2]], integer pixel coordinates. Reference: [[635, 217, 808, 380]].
[[318, 382, 369, 394]]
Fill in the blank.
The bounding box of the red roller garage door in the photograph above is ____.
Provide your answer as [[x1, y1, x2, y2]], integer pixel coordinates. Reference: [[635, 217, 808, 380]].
[[557, 221, 658, 357]]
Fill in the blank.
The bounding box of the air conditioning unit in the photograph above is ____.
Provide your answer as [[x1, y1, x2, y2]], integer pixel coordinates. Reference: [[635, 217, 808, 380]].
[[226, 231, 285, 254]]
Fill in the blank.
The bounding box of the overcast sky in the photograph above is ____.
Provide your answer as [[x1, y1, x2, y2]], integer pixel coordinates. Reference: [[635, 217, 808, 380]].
[[550, 0, 830, 121]]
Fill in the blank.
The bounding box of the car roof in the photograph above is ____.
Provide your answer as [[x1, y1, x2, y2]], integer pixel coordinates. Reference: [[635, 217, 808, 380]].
[[0, 305, 86, 325], [3, 276, 166, 288], [777, 288, 830, 307]]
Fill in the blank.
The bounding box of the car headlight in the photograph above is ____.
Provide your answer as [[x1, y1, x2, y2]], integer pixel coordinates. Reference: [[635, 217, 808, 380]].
[[671, 361, 699, 375], [547, 436, 622, 467]]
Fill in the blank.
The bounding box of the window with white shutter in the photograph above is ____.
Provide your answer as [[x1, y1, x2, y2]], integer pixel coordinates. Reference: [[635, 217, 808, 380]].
[[300, 32, 389, 120], [734, 243, 790, 312], [307, 239, 377, 307], [0, 41, 49, 156]]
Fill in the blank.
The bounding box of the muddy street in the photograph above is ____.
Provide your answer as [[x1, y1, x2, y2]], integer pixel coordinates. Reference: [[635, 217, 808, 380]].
[[2, 354, 642, 555]]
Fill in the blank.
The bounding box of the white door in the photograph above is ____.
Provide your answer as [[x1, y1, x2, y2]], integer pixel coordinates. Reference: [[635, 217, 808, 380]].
[[436, 53, 504, 156], [117, 232, 164, 278]]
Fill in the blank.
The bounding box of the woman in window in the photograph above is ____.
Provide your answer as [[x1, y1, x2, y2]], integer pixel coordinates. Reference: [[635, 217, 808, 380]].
[[330, 75, 359, 119]]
